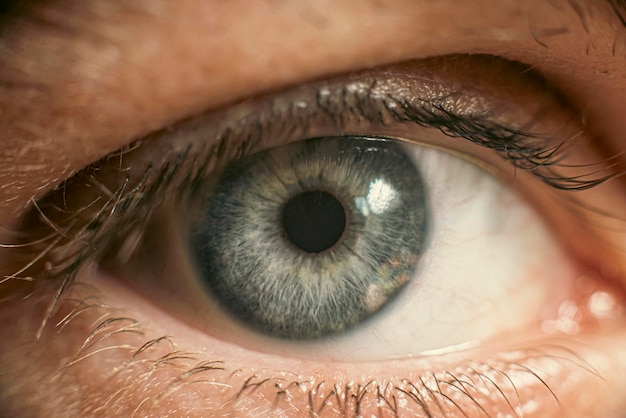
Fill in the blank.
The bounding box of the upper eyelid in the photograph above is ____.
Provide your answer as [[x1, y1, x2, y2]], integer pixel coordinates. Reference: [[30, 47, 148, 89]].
[[12, 57, 598, 250], [118, 56, 608, 190]]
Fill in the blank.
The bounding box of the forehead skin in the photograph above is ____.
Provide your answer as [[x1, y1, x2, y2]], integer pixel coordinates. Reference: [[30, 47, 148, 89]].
[[0, 0, 624, 221]]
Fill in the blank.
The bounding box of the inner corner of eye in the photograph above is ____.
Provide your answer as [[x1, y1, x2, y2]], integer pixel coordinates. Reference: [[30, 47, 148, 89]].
[[112, 133, 572, 362]]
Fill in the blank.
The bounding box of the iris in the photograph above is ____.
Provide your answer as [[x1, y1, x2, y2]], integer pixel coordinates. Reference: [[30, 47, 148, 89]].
[[191, 137, 429, 339]]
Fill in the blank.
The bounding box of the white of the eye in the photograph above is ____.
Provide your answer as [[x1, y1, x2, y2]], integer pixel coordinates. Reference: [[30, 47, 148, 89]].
[[267, 144, 575, 361]]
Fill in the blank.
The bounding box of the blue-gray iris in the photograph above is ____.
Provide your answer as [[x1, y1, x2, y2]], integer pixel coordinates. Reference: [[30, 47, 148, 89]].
[[190, 136, 428, 339]]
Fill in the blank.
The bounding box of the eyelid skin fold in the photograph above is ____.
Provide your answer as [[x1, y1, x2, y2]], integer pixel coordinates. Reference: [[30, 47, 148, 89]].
[[2, 55, 626, 417]]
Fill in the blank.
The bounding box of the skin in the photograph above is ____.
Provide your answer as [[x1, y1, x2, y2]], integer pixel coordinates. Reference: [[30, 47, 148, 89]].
[[1, 0, 626, 416]]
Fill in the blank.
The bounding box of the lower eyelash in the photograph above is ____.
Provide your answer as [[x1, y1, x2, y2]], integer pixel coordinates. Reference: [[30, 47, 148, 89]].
[[38, 278, 599, 418], [47, 284, 593, 418]]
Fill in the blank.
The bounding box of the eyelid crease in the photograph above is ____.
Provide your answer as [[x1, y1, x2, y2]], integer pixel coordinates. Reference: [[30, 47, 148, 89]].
[[1, 55, 611, 334]]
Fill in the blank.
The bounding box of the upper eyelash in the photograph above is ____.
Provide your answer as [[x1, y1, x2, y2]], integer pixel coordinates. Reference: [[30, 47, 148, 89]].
[[2, 65, 611, 335]]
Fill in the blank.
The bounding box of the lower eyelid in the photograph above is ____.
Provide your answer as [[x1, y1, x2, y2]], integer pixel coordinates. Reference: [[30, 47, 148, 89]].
[[6, 273, 622, 418]]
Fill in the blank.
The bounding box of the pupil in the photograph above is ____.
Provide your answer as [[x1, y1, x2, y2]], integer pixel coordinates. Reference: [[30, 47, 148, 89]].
[[283, 191, 346, 253]]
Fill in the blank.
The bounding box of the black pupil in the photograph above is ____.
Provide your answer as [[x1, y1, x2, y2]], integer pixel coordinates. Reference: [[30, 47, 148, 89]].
[[283, 191, 346, 253]]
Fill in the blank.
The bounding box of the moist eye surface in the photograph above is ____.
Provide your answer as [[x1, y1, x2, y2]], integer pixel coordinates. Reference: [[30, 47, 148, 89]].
[[190, 136, 429, 340]]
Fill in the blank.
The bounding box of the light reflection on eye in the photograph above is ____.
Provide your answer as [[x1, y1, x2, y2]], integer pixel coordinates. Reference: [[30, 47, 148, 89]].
[[13, 55, 626, 416], [357, 177, 398, 216]]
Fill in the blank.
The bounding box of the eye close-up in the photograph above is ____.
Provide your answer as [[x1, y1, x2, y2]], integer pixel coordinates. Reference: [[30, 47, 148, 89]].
[[2, 1, 626, 417]]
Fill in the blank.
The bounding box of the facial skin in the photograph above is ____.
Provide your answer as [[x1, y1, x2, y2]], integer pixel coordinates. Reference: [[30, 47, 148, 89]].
[[2, 0, 626, 416]]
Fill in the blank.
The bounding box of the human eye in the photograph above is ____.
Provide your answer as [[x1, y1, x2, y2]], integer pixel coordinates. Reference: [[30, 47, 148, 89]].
[[5, 58, 625, 416], [82, 56, 606, 363], [2, 1, 626, 417]]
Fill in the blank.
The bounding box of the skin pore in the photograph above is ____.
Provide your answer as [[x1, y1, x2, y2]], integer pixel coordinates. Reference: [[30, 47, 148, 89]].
[[2, 0, 626, 416]]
